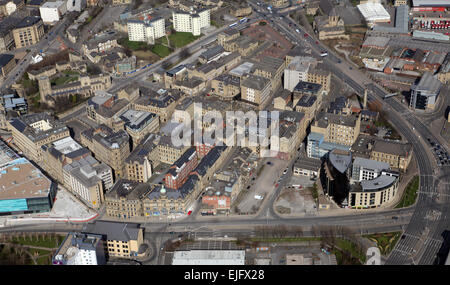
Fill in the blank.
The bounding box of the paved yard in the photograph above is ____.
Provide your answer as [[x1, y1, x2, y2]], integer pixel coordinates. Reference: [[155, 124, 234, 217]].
[[274, 187, 317, 215], [235, 158, 288, 214]]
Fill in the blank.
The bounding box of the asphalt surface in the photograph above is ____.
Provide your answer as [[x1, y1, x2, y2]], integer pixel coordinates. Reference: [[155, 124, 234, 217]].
[[250, 2, 450, 264], [1, 2, 448, 265]]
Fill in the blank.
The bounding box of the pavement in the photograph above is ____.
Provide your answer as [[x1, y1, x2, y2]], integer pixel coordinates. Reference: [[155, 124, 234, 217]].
[[248, 1, 450, 264]]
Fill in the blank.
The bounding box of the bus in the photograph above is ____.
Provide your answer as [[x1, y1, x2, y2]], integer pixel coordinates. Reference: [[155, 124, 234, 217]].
[[384, 93, 397, 99], [239, 17, 248, 24]]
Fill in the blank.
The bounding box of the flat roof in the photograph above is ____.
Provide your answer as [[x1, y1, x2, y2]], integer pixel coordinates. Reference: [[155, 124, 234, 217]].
[[0, 157, 52, 200], [172, 250, 245, 265], [352, 174, 398, 192], [357, 3, 390, 22], [50, 137, 83, 155], [412, 0, 450, 7], [329, 149, 352, 173], [229, 62, 254, 77], [353, 157, 389, 171]]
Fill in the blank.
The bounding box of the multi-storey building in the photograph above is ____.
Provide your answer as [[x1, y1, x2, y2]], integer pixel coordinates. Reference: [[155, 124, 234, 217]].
[[351, 157, 390, 182], [41, 137, 92, 183], [63, 155, 113, 209], [307, 64, 331, 94], [124, 134, 157, 183], [0, 53, 15, 78], [104, 179, 149, 219], [82, 31, 119, 57], [80, 125, 130, 179], [211, 74, 240, 100], [293, 81, 324, 124], [39, 1, 66, 24], [120, 109, 159, 146], [38, 74, 112, 106], [307, 112, 361, 159], [86, 91, 130, 130], [12, 16, 44, 48], [0, 0, 24, 17], [410, 72, 442, 110], [240, 74, 272, 109], [370, 140, 413, 172], [53, 233, 106, 265], [253, 56, 286, 92], [133, 87, 179, 123], [172, 8, 210, 36], [85, 221, 145, 259], [349, 172, 399, 209], [165, 147, 198, 190], [112, 0, 131, 5], [8, 113, 70, 162], [217, 28, 239, 47], [284, 56, 317, 92], [156, 135, 188, 165], [0, 140, 56, 216], [127, 17, 165, 45]]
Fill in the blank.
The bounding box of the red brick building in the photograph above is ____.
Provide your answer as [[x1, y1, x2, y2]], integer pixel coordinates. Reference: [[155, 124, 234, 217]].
[[201, 189, 231, 215], [165, 147, 198, 189]]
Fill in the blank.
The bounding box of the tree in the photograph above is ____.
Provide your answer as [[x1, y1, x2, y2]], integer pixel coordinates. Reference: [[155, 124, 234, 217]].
[[179, 48, 191, 60]]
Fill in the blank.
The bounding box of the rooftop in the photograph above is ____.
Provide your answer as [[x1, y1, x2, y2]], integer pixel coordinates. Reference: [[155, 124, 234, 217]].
[[353, 157, 389, 171], [0, 155, 52, 200], [9, 113, 68, 143], [241, 74, 270, 91], [294, 81, 322, 95], [0, 54, 14, 69], [85, 221, 142, 242], [229, 62, 254, 77], [172, 250, 245, 265], [413, 72, 442, 94], [329, 149, 352, 173], [352, 174, 398, 192]]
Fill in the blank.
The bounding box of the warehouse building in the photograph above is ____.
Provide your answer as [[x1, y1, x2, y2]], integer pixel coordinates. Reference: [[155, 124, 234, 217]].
[[172, 250, 246, 265], [0, 140, 56, 216]]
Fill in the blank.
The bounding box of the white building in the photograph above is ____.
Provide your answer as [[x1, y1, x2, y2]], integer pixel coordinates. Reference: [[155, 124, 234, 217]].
[[351, 157, 390, 182], [284, 56, 317, 92], [39, 1, 67, 24], [53, 233, 105, 265], [172, 8, 210, 36], [4, 1, 19, 16], [63, 155, 114, 209], [127, 17, 165, 44], [357, 2, 390, 26], [66, 0, 86, 12], [172, 250, 246, 265]]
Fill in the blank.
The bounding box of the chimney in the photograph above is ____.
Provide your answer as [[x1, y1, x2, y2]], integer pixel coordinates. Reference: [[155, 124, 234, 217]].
[[363, 89, 368, 109]]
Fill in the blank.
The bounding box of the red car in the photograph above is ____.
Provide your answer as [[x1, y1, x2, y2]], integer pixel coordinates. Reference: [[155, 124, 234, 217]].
[[304, 33, 309, 37], [187, 211, 192, 215], [315, 41, 319, 44]]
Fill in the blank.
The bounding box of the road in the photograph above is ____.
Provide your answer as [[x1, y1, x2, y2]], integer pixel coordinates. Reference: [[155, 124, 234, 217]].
[[0, 17, 72, 92], [1, 2, 448, 265], [250, 1, 449, 264]]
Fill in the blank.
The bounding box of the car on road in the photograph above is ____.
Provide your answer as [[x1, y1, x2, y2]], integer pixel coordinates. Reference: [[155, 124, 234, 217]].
[[315, 41, 319, 44], [283, 169, 287, 174], [267, 161, 272, 165], [304, 33, 308, 37]]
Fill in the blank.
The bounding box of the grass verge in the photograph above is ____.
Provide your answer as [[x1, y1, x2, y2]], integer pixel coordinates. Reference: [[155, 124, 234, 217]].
[[395, 176, 419, 208]]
